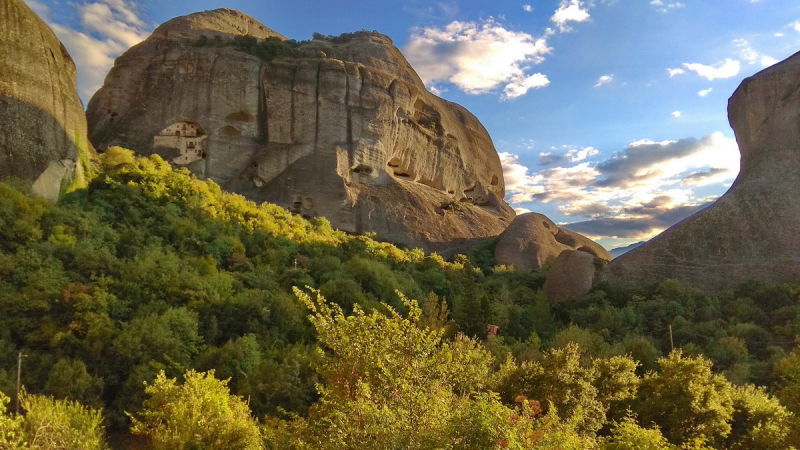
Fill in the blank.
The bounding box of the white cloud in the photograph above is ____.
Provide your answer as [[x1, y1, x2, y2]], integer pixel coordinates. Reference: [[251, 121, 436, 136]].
[[550, 0, 591, 32], [733, 39, 759, 64], [671, 111, 681, 118], [24, 0, 150, 101], [594, 74, 613, 87], [651, 1, 685, 12], [667, 68, 685, 77], [566, 147, 599, 162], [698, 88, 713, 97], [682, 58, 741, 80], [501, 132, 740, 240], [775, 32, 785, 37], [22, 0, 50, 18], [405, 19, 552, 98], [522, 4, 533, 12], [760, 56, 779, 67], [503, 73, 550, 99], [794, 21, 800, 33]]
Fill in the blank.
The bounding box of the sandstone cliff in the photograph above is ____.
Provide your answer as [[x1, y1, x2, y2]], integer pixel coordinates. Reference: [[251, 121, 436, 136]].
[[0, 0, 91, 200], [86, 9, 514, 252], [603, 51, 800, 291], [494, 213, 611, 271]]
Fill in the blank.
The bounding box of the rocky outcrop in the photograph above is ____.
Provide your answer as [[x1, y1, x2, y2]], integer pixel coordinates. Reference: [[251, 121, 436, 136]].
[[86, 9, 514, 252], [494, 213, 611, 270], [603, 51, 800, 291], [0, 0, 91, 198], [543, 250, 601, 303]]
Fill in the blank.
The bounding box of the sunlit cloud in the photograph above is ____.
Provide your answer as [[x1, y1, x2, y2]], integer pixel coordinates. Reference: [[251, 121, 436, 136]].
[[522, 4, 533, 12], [760, 56, 779, 67], [551, 0, 591, 32], [698, 88, 713, 97], [501, 132, 740, 241], [23, 0, 150, 101], [671, 111, 681, 118], [683, 58, 741, 80], [594, 74, 613, 87], [405, 19, 551, 99], [503, 73, 551, 100]]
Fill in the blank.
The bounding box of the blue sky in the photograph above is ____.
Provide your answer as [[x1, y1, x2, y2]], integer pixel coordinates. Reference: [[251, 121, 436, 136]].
[[24, 0, 800, 249]]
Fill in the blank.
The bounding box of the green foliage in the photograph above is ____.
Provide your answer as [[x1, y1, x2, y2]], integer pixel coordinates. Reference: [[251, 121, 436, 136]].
[[129, 370, 262, 449], [636, 351, 735, 446], [194, 34, 303, 61], [289, 288, 535, 448], [725, 384, 794, 449], [601, 416, 674, 450], [20, 392, 107, 449], [1, 148, 799, 447], [0, 391, 26, 449]]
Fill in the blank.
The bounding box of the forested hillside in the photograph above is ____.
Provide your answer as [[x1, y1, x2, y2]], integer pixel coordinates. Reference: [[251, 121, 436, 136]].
[[1, 148, 799, 448]]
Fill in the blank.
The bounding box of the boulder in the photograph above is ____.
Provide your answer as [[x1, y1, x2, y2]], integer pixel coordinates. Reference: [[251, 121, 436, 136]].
[[603, 50, 800, 291], [494, 213, 611, 270], [543, 250, 601, 303], [0, 0, 91, 196], [86, 9, 514, 252]]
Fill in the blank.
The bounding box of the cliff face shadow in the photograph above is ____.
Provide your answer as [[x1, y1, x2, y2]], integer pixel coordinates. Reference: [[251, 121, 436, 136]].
[[0, 94, 78, 181]]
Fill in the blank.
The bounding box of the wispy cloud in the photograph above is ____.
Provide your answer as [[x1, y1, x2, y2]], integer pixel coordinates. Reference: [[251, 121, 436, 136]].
[[650, 0, 685, 13], [551, 0, 591, 32], [682, 58, 741, 80], [404, 19, 551, 99], [594, 74, 613, 87], [671, 111, 681, 118], [522, 4, 533, 12], [667, 68, 685, 77], [23, 0, 150, 101], [698, 88, 713, 97]]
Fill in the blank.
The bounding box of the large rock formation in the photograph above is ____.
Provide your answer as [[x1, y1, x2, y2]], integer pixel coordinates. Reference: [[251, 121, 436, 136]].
[[0, 0, 91, 200], [86, 9, 514, 252], [603, 51, 800, 291], [494, 213, 611, 270], [543, 250, 601, 303]]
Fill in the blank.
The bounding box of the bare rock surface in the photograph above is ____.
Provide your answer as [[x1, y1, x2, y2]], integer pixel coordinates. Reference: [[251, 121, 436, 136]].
[[543, 250, 600, 303], [86, 9, 514, 252], [603, 50, 800, 291], [0, 0, 90, 195], [494, 213, 611, 271]]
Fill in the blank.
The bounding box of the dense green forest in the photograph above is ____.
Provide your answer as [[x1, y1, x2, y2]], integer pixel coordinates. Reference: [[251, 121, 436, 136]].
[[1, 148, 799, 448]]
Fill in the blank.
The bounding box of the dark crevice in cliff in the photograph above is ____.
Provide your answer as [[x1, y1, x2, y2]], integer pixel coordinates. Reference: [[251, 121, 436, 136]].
[[257, 62, 269, 146], [314, 62, 321, 151], [345, 65, 353, 148]]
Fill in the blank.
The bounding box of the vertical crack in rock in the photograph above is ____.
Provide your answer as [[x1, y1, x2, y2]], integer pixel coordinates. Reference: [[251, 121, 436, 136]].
[[314, 61, 321, 152]]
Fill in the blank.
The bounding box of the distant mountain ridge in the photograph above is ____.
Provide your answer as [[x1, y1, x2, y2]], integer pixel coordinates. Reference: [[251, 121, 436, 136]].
[[609, 241, 645, 259]]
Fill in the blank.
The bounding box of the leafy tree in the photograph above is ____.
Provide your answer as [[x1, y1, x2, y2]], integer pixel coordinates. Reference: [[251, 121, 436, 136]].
[[601, 416, 674, 450], [20, 392, 107, 449], [724, 384, 794, 449], [43, 358, 104, 408], [290, 287, 528, 448], [636, 351, 734, 446], [0, 391, 26, 449], [129, 370, 262, 449]]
